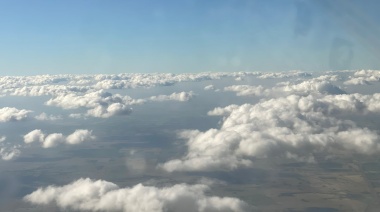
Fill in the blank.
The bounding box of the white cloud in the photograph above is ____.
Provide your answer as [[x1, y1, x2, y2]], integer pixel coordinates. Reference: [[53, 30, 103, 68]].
[[160, 93, 380, 172], [344, 70, 380, 85], [204, 85, 215, 90], [344, 77, 370, 85], [148, 91, 194, 102], [224, 78, 346, 97], [45, 90, 142, 118], [257, 71, 312, 79], [46, 89, 195, 118], [24, 129, 45, 144], [24, 129, 95, 148], [7, 85, 90, 97], [66, 129, 95, 145], [35, 112, 62, 121], [69, 113, 84, 119], [24, 178, 248, 212], [0, 72, 263, 98], [0, 146, 20, 161], [0, 107, 32, 122], [224, 85, 269, 96], [0, 136, 21, 161], [277, 79, 346, 95], [43, 133, 65, 148]]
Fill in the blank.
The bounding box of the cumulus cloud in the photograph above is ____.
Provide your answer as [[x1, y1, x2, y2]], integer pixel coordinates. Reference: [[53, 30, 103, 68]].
[[344, 77, 371, 85], [24, 178, 248, 212], [257, 71, 312, 79], [344, 70, 380, 85], [224, 78, 346, 98], [0, 136, 21, 161], [45, 90, 142, 118], [66, 129, 96, 145], [148, 92, 194, 102], [24, 129, 45, 144], [43, 133, 65, 148], [0, 107, 32, 122], [224, 85, 269, 96], [34, 112, 62, 121], [23, 129, 95, 148], [160, 93, 380, 172], [0, 146, 21, 161], [277, 79, 346, 95], [45, 89, 195, 118]]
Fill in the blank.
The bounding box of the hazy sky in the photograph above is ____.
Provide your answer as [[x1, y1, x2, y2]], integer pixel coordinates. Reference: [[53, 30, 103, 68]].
[[1, 0, 380, 75]]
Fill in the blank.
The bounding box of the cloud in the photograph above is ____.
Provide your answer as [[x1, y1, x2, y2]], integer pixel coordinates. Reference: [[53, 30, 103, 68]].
[[343, 70, 380, 85], [0, 72, 263, 98], [148, 92, 194, 102], [43, 133, 65, 148], [86, 103, 133, 118], [23, 129, 95, 148], [277, 79, 346, 95], [204, 85, 215, 90], [160, 93, 380, 172], [125, 150, 147, 174], [224, 85, 269, 96], [68, 113, 84, 119], [45, 90, 142, 118], [257, 71, 312, 79], [224, 77, 346, 97], [66, 129, 96, 145], [24, 178, 248, 212], [46, 90, 194, 118], [0, 146, 20, 161], [7, 85, 90, 96], [23, 129, 45, 144], [344, 77, 371, 85], [35, 112, 62, 121], [0, 107, 32, 122], [0, 136, 21, 161]]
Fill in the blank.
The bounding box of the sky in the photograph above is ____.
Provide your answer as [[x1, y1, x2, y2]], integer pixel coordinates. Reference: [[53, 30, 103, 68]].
[[1, 0, 380, 75]]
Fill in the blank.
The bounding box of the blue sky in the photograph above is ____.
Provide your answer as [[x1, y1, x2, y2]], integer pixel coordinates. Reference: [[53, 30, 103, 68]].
[[0, 0, 380, 75]]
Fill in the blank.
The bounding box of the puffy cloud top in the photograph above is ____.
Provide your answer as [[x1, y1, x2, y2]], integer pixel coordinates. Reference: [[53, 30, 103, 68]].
[[148, 92, 194, 102], [0, 136, 20, 161], [344, 70, 380, 85], [24, 178, 248, 212], [0, 107, 32, 122], [45, 90, 140, 118], [161, 93, 380, 172], [24, 129, 95, 148]]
